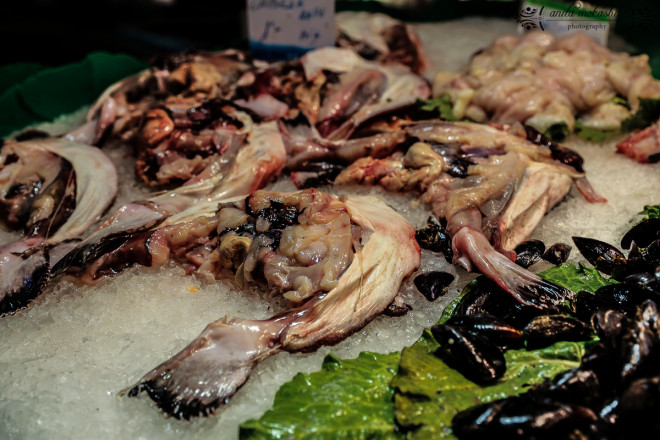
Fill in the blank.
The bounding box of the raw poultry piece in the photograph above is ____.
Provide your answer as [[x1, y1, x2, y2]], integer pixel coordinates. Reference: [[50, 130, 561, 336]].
[[335, 10, 429, 74], [433, 31, 660, 140], [335, 120, 605, 308], [0, 138, 117, 315], [126, 188, 420, 419]]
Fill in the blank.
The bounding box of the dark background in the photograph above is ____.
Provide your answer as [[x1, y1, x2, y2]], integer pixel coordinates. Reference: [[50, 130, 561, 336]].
[[2, 0, 659, 67]]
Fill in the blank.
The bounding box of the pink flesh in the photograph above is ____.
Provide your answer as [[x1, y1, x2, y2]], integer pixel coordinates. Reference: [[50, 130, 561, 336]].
[[617, 120, 660, 164], [129, 194, 420, 418]]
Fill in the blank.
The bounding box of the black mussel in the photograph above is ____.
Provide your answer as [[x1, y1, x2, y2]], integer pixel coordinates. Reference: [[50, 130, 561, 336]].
[[447, 313, 523, 349], [617, 376, 660, 428], [620, 300, 660, 384], [515, 240, 545, 268], [621, 218, 660, 249], [623, 267, 660, 295], [532, 368, 602, 408], [383, 298, 412, 317], [573, 236, 627, 277], [451, 395, 598, 439], [646, 241, 660, 266], [542, 243, 572, 265], [525, 125, 584, 171], [414, 271, 455, 301], [580, 341, 622, 392], [583, 283, 656, 318], [573, 291, 601, 322], [591, 309, 628, 343], [523, 315, 593, 350], [431, 323, 506, 385], [453, 277, 553, 328], [415, 217, 453, 263]]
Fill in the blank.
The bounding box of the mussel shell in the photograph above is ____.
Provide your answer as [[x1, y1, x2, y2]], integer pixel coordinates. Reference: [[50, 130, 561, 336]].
[[531, 368, 602, 408], [621, 218, 660, 249], [453, 277, 554, 328], [431, 323, 506, 385], [415, 217, 453, 263], [591, 309, 628, 343], [542, 243, 572, 265], [645, 241, 660, 266], [572, 236, 627, 277], [624, 268, 660, 295], [451, 395, 598, 439], [619, 376, 660, 419], [447, 313, 523, 349], [414, 271, 455, 301], [523, 315, 593, 350], [604, 376, 660, 435], [382, 301, 412, 317], [580, 341, 622, 392], [514, 239, 545, 269], [619, 300, 660, 384], [575, 284, 656, 320]]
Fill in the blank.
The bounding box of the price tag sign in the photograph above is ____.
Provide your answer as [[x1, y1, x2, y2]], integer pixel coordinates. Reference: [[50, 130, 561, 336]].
[[247, 0, 335, 60]]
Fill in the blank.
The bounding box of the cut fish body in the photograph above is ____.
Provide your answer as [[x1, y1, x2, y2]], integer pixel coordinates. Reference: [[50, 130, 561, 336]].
[[51, 120, 286, 280], [127, 190, 420, 419], [335, 120, 603, 308], [0, 138, 118, 315]]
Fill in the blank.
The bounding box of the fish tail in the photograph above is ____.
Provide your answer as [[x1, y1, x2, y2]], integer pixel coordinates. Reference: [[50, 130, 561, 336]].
[[127, 317, 284, 419]]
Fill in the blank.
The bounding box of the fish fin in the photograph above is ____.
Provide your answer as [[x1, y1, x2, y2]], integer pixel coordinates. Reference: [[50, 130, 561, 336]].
[[453, 227, 572, 309], [127, 317, 281, 419]]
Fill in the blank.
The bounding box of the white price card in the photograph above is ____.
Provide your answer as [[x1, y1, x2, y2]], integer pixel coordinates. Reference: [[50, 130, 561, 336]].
[[247, 0, 335, 60]]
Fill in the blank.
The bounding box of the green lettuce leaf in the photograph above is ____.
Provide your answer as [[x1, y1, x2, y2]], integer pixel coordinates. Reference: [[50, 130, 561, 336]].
[[239, 351, 403, 440], [417, 94, 456, 121], [575, 121, 620, 143], [539, 262, 618, 294], [641, 204, 660, 219], [621, 97, 660, 132], [392, 334, 586, 440]]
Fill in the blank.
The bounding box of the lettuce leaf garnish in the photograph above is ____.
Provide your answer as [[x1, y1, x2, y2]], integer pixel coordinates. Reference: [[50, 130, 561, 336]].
[[417, 94, 456, 121], [392, 335, 586, 439], [239, 351, 403, 440], [539, 262, 617, 293], [575, 121, 620, 143], [641, 204, 660, 219], [621, 97, 660, 132]]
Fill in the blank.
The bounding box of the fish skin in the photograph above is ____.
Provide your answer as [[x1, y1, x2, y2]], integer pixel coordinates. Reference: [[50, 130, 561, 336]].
[[0, 138, 117, 315], [127, 193, 420, 418]]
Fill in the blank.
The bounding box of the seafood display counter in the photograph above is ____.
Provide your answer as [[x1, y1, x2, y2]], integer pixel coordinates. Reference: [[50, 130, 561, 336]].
[[1, 11, 660, 440]]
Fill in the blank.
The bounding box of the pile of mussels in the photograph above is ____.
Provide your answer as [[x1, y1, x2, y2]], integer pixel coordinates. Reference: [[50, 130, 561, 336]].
[[417, 215, 660, 438]]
